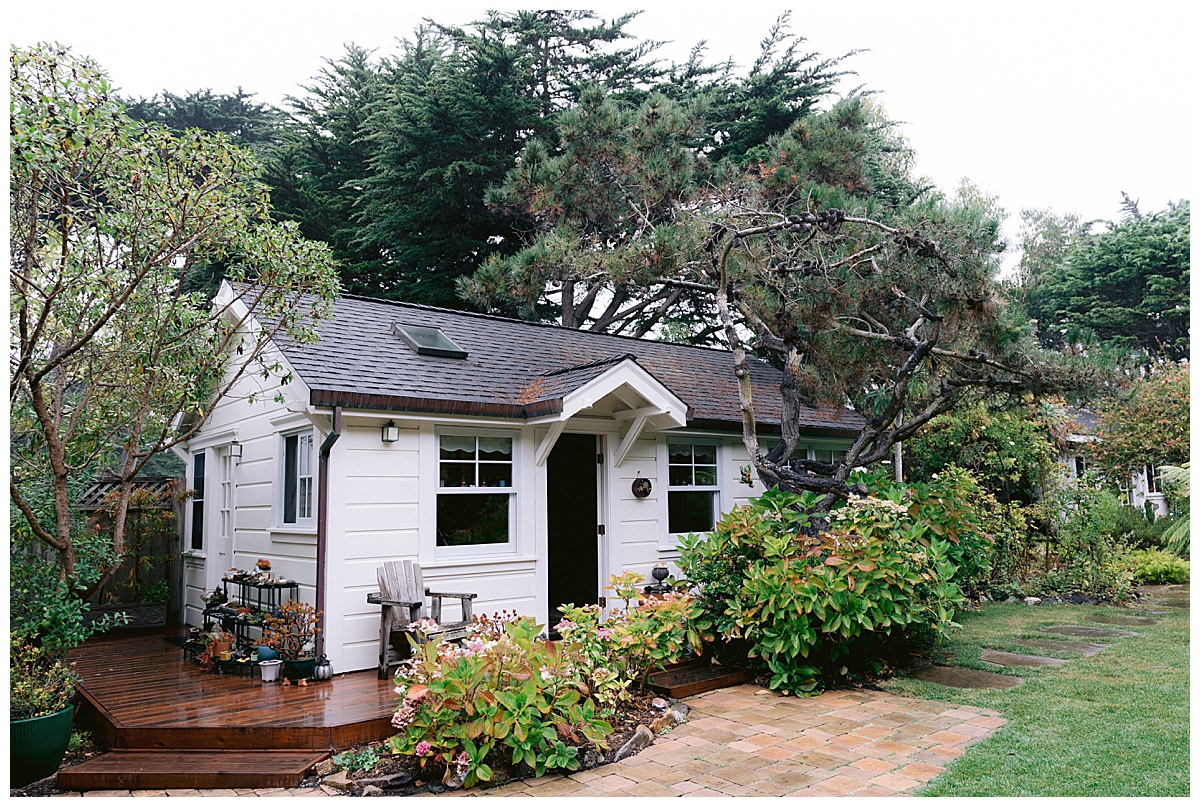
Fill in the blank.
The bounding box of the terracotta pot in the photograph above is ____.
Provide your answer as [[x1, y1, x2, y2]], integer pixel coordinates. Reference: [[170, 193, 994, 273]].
[[211, 641, 232, 655]]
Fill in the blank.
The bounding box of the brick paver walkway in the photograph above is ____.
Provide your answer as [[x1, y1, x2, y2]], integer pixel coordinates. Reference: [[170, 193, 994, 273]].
[[48, 684, 1004, 797], [466, 684, 1004, 797]]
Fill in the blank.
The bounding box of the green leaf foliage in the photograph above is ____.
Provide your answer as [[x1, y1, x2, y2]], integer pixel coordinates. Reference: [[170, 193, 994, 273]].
[[1093, 363, 1189, 478], [1027, 200, 1189, 361], [677, 472, 997, 694], [10, 43, 339, 597], [903, 401, 1059, 504]]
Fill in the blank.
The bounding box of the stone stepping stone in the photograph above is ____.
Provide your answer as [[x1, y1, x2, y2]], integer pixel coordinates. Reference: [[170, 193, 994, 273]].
[[980, 649, 1068, 668], [1041, 624, 1137, 639], [1086, 613, 1160, 627], [908, 665, 1023, 690], [1018, 640, 1108, 657]]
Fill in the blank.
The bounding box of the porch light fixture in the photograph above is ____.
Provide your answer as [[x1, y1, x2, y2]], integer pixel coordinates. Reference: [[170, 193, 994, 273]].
[[381, 421, 400, 443], [229, 441, 243, 461]]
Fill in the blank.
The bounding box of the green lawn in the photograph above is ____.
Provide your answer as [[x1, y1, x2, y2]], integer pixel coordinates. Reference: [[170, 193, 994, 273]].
[[880, 597, 1190, 797]]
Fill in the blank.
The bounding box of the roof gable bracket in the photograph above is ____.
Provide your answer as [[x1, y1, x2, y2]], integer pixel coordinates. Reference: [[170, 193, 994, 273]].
[[613, 415, 650, 469], [534, 421, 567, 467]]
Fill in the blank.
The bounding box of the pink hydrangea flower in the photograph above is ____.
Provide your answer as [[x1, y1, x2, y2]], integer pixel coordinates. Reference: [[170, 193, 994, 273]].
[[415, 740, 432, 757], [596, 628, 613, 640]]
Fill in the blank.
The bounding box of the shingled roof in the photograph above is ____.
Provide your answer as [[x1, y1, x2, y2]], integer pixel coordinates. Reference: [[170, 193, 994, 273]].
[[271, 292, 862, 435]]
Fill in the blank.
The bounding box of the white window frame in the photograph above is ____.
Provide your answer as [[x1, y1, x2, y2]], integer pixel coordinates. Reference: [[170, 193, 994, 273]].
[[279, 428, 316, 528], [434, 427, 519, 559], [661, 438, 722, 546]]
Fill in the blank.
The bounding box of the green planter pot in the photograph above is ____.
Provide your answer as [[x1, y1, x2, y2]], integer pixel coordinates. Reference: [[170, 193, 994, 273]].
[[281, 657, 316, 682], [11, 704, 74, 789]]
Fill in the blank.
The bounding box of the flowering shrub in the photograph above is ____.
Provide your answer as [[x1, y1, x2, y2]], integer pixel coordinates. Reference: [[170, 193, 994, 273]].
[[388, 613, 612, 787], [388, 575, 695, 786], [558, 574, 695, 710], [680, 486, 965, 694]]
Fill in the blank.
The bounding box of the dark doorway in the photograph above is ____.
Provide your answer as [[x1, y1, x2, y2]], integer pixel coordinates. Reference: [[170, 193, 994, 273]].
[[546, 433, 599, 625]]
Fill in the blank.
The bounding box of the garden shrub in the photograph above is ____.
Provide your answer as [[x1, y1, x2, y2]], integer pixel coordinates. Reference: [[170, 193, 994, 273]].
[[387, 580, 691, 789], [1109, 505, 1173, 550], [679, 486, 966, 694], [390, 614, 610, 786], [852, 465, 1003, 593], [1022, 481, 1136, 601], [1125, 549, 1190, 585], [558, 571, 695, 703]]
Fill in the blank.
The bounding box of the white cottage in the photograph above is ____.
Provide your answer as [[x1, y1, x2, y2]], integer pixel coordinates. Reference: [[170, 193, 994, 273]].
[[178, 283, 861, 674], [1058, 408, 1169, 517]]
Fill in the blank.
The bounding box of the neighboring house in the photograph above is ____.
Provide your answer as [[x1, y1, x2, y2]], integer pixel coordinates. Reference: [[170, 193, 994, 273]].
[[1059, 409, 1168, 517], [178, 283, 862, 674]]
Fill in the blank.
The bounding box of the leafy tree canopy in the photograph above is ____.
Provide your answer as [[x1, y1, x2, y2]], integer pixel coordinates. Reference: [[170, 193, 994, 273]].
[[458, 80, 1103, 508], [902, 401, 1060, 504], [10, 44, 340, 595], [1025, 200, 1190, 361], [1092, 363, 1190, 479], [123, 87, 290, 158]]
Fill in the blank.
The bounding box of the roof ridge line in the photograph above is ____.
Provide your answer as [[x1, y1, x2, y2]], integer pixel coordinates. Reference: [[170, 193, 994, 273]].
[[540, 353, 639, 377], [334, 291, 740, 357]]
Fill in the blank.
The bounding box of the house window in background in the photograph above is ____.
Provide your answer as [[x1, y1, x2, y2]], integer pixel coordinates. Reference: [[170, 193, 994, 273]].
[[1145, 464, 1161, 494]]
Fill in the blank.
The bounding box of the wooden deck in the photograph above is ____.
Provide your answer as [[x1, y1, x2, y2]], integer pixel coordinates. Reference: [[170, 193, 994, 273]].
[[70, 630, 397, 752]]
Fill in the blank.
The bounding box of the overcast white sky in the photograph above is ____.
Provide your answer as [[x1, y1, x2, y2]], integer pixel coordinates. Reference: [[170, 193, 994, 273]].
[[10, 1, 1194, 271]]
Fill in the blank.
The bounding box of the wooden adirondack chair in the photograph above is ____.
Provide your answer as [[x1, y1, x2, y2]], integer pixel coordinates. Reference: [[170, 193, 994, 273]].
[[367, 560, 477, 679]]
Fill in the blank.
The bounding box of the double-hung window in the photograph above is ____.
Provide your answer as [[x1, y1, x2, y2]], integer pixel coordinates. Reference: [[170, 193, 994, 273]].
[[283, 431, 315, 525], [437, 433, 515, 549], [667, 441, 719, 534], [190, 451, 206, 550]]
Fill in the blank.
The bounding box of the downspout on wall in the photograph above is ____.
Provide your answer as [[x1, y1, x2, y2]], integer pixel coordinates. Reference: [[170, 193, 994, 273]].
[[316, 405, 342, 659]]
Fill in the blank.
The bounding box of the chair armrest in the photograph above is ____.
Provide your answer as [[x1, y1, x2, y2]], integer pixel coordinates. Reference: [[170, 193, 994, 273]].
[[424, 590, 478, 600], [367, 592, 422, 608]]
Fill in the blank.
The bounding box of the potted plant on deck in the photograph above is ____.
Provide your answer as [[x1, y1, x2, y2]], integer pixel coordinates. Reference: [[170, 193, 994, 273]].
[[10, 638, 79, 788], [261, 599, 321, 682]]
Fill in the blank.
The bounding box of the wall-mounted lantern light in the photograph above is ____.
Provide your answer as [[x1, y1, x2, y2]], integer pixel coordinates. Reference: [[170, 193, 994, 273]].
[[229, 441, 243, 461], [631, 476, 652, 498], [381, 420, 400, 443]]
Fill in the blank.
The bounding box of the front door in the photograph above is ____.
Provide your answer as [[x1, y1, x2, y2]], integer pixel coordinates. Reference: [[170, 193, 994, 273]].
[[546, 433, 600, 625]]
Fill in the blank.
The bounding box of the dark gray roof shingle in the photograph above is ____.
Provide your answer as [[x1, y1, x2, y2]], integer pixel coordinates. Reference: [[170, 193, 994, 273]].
[[273, 293, 862, 434]]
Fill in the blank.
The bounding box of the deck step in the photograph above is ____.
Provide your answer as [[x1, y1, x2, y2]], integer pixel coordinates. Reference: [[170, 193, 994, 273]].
[[56, 749, 328, 791]]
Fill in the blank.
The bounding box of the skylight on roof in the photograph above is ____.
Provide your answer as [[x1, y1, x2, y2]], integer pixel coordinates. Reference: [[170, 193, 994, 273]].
[[392, 323, 468, 359]]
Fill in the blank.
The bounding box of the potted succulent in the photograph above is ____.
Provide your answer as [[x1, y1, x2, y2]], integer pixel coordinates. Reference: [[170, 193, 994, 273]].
[[261, 600, 321, 682], [10, 638, 78, 788]]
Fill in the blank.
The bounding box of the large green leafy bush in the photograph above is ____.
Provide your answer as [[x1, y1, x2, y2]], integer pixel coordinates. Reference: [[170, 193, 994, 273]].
[[679, 483, 969, 695]]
